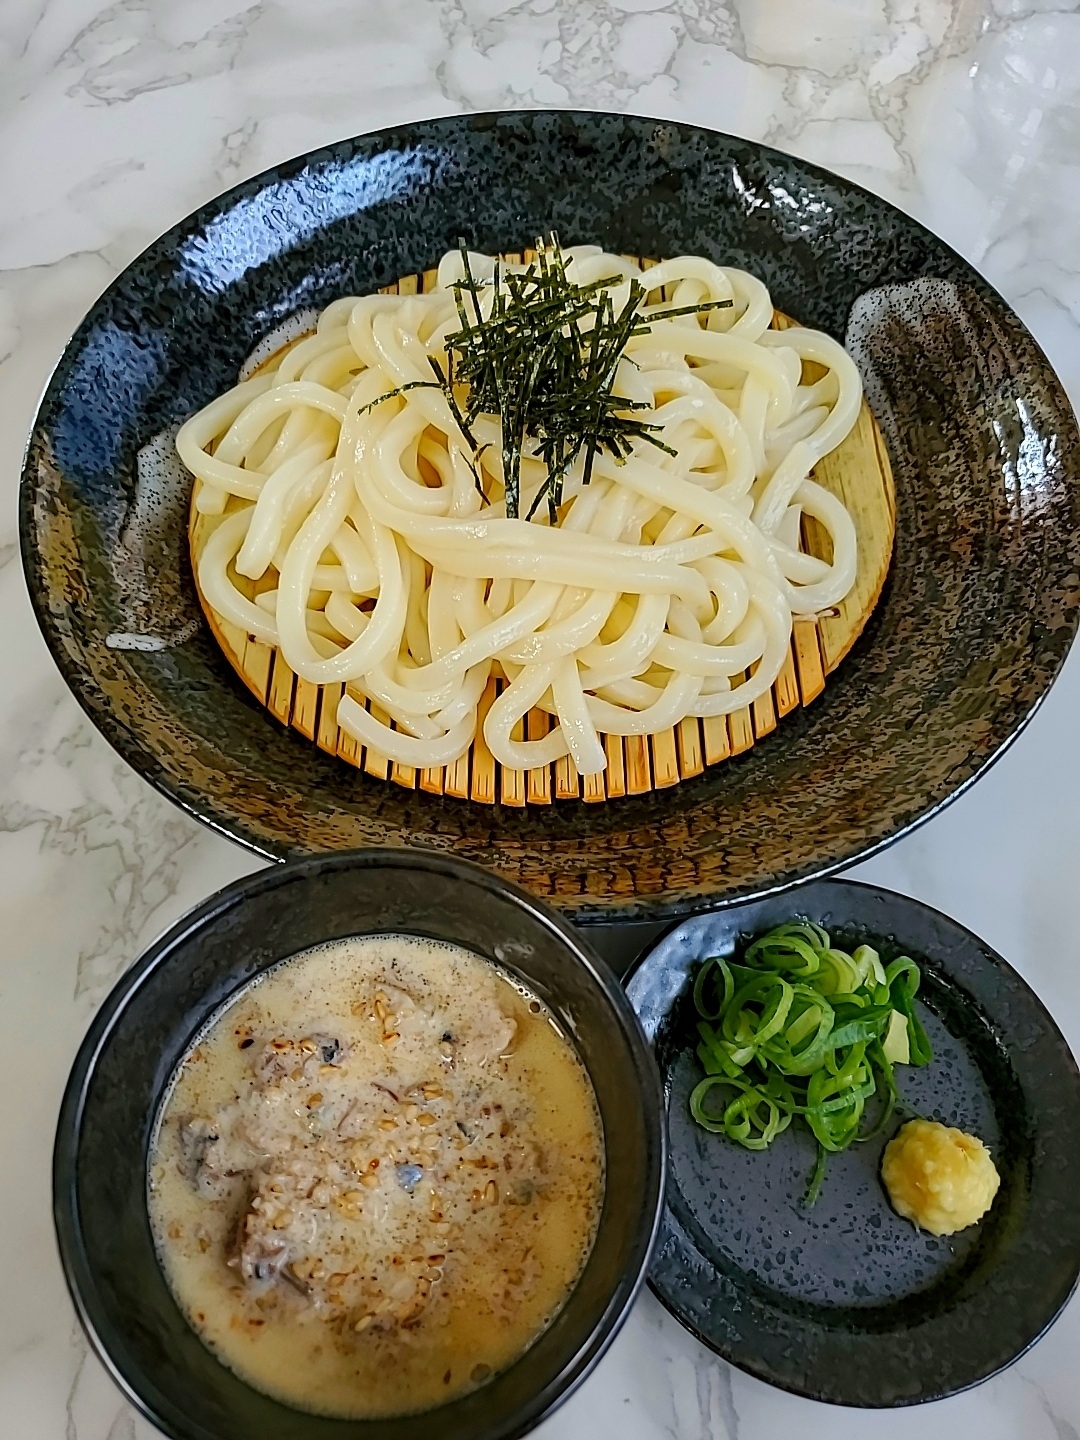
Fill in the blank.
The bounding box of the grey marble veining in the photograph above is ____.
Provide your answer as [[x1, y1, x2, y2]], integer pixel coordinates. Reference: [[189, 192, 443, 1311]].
[[2, 2, 1080, 1437]]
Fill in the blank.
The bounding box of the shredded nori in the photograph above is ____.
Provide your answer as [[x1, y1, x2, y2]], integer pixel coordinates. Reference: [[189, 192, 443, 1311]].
[[361, 234, 731, 520]]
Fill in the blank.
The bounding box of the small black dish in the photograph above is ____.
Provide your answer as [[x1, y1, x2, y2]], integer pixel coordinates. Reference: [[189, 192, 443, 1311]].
[[624, 878, 1080, 1407], [20, 110, 1080, 921], [53, 849, 665, 1440]]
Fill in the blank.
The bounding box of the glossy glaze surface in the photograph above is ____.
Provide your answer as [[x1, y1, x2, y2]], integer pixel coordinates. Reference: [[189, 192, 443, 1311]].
[[21, 112, 1080, 918]]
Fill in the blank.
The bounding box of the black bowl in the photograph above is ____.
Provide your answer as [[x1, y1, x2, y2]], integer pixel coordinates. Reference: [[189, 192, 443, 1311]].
[[625, 878, 1080, 1406], [21, 111, 1080, 921], [53, 849, 665, 1440]]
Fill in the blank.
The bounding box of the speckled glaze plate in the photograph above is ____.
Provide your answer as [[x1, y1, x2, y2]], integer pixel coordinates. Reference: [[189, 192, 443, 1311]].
[[624, 879, 1080, 1406], [19, 112, 1080, 921]]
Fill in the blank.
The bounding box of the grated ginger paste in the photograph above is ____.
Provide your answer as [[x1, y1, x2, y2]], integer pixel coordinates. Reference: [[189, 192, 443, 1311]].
[[881, 1118, 999, 1236]]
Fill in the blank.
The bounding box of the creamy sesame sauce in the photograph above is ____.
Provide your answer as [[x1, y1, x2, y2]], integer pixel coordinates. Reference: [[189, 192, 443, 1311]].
[[148, 934, 604, 1419]]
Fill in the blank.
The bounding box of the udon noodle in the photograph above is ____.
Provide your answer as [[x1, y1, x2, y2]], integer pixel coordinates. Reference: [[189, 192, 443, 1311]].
[[179, 248, 862, 776]]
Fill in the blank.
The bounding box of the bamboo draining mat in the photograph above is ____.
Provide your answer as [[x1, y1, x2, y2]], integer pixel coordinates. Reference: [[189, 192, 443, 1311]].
[[189, 257, 895, 806]]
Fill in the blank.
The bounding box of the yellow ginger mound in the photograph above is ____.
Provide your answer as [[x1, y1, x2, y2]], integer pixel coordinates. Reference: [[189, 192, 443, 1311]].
[[881, 1119, 1000, 1236]]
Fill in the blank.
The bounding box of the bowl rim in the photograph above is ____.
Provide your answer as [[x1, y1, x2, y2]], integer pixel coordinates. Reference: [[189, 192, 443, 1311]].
[[623, 875, 1080, 1406], [20, 108, 1080, 922], [52, 846, 667, 1440]]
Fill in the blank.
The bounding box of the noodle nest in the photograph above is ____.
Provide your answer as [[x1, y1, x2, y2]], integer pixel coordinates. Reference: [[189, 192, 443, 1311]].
[[180, 248, 863, 777]]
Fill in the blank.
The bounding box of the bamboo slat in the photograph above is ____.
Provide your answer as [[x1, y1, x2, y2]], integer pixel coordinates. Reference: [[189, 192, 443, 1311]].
[[582, 766, 606, 803], [268, 652, 295, 725], [316, 683, 342, 754], [444, 748, 470, 800], [702, 715, 731, 766], [554, 753, 581, 801], [677, 717, 704, 779], [391, 759, 417, 790], [468, 679, 497, 803], [362, 704, 391, 781], [624, 735, 652, 795], [728, 700, 755, 756], [189, 263, 895, 806], [752, 685, 777, 740], [336, 725, 361, 768], [419, 764, 445, 795], [500, 705, 527, 807], [603, 732, 627, 798], [773, 648, 801, 717], [293, 678, 320, 740], [526, 710, 552, 805], [651, 727, 680, 789]]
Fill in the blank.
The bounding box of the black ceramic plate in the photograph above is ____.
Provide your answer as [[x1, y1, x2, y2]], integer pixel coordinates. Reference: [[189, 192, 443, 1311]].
[[20, 111, 1080, 921], [624, 879, 1080, 1406]]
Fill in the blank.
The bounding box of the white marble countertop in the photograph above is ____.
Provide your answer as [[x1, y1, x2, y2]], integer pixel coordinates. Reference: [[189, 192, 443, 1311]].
[[3, 1, 1080, 1436]]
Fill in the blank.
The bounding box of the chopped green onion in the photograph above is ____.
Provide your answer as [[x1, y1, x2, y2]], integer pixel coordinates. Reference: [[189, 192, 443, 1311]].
[[688, 922, 933, 1203]]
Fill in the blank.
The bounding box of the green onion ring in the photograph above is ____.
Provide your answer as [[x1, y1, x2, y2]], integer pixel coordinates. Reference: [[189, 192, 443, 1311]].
[[688, 922, 932, 1203]]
